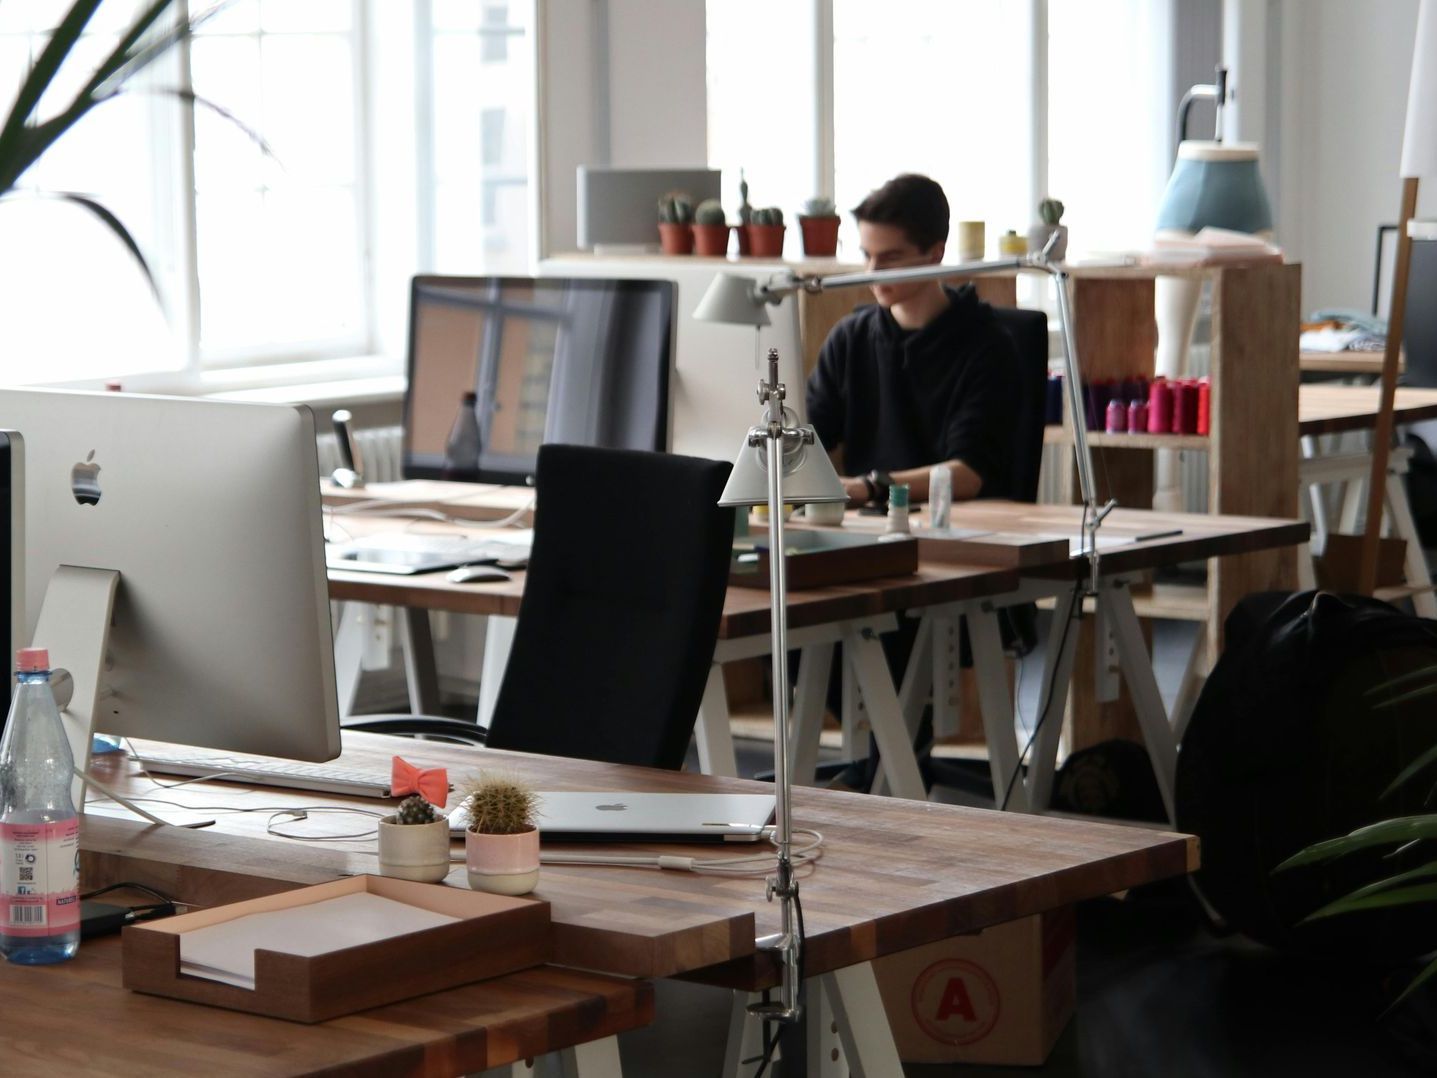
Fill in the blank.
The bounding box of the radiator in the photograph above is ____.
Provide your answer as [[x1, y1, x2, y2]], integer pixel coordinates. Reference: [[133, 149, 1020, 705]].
[[316, 424, 405, 484]]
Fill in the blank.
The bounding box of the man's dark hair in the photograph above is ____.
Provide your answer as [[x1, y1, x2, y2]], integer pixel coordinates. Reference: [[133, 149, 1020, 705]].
[[851, 174, 949, 251]]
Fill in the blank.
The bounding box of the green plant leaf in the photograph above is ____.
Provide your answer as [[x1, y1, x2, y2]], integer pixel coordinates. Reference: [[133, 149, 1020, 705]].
[[1274, 815, 1437, 871], [79, 0, 177, 100], [1371, 681, 1437, 710], [1388, 954, 1437, 1014], [1304, 882, 1437, 922], [37, 191, 160, 302], [1383, 741, 1437, 799], [0, 1, 105, 180], [1310, 859, 1437, 906], [128, 87, 277, 162], [1364, 664, 1437, 697]]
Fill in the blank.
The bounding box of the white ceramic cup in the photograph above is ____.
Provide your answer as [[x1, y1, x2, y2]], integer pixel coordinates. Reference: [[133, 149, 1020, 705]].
[[804, 501, 846, 526]]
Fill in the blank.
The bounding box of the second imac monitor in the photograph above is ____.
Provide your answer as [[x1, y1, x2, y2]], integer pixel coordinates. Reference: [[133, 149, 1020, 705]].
[[402, 276, 674, 485]]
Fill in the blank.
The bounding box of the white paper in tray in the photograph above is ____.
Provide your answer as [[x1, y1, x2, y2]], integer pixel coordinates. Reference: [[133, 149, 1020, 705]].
[[178, 892, 459, 990]]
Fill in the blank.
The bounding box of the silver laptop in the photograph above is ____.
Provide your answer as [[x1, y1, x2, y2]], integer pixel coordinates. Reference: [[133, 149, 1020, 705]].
[[448, 791, 775, 843]]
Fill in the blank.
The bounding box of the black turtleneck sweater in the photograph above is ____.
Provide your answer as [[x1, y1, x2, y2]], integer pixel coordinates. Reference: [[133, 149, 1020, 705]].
[[805, 284, 1022, 499]]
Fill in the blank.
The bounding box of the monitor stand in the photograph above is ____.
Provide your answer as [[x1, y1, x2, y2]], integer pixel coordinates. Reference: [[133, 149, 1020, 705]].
[[31, 565, 212, 828]]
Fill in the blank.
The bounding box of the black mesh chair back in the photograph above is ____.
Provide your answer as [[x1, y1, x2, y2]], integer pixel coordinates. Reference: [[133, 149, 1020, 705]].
[[991, 306, 1050, 502], [483, 444, 735, 769]]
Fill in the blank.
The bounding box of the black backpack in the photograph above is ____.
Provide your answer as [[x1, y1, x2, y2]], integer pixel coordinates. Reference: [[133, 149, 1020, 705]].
[[1176, 590, 1437, 959]]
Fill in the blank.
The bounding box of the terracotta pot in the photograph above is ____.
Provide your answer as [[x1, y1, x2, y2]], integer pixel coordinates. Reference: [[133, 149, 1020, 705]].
[[747, 224, 786, 259], [798, 215, 840, 257], [465, 828, 540, 895], [693, 223, 732, 257], [736, 223, 752, 255], [658, 222, 694, 255], [377, 817, 452, 883]]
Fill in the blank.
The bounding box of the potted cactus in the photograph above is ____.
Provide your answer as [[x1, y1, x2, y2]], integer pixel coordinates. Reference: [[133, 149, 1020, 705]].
[[797, 196, 840, 257], [747, 206, 786, 258], [735, 169, 754, 255], [693, 198, 731, 257], [376, 795, 452, 883], [460, 773, 541, 896], [657, 192, 694, 255], [1028, 197, 1067, 261]]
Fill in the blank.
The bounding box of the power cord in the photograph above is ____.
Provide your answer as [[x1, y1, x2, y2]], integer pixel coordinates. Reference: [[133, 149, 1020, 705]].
[[998, 579, 1086, 811]]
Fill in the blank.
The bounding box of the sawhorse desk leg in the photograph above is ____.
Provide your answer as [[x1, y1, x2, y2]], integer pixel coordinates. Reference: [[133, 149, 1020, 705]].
[[491, 1035, 624, 1077]]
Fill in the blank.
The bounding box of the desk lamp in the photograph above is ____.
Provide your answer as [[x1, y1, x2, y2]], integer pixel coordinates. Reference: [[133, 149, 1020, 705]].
[[695, 239, 1102, 1025], [1360, 0, 1437, 591], [1152, 64, 1273, 511]]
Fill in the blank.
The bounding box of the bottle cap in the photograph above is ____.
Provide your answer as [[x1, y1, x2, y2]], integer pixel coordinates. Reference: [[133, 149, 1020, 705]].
[[889, 483, 910, 509], [16, 647, 48, 672]]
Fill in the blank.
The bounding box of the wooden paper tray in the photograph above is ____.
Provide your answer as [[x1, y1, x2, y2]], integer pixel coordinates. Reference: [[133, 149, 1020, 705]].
[[917, 530, 1071, 569], [731, 531, 918, 589], [122, 874, 550, 1023]]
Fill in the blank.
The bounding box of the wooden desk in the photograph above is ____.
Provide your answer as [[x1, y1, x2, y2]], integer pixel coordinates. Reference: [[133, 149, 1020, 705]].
[[1299, 349, 1403, 377], [82, 732, 1195, 1073], [0, 936, 649, 1077], [1298, 384, 1437, 436], [328, 522, 1020, 802]]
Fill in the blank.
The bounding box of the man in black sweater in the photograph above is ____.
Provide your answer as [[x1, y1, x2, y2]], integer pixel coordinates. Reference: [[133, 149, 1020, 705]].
[[807, 173, 1022, 507], [805, 173, 1028, 790]]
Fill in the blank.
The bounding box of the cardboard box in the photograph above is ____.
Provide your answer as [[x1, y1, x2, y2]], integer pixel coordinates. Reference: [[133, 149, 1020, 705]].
[[873, 907, 1075, 1066]]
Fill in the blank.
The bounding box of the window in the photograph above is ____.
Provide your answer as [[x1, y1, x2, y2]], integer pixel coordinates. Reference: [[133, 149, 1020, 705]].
[[707, 0, 1178, 264], [0, 0, 536, 388]]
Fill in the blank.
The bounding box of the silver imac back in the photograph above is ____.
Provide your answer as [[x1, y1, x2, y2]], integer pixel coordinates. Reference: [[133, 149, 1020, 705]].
[[0, 389, 340, 761]]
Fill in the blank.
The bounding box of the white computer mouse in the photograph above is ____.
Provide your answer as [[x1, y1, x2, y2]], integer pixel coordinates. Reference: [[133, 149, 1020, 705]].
[[446, 565, 512, 584]]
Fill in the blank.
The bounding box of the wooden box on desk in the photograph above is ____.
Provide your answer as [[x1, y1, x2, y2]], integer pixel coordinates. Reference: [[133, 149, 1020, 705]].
[[917, 528, 1071, 569], [122, 874, 550, 1023], [730, 529, 917, 589]]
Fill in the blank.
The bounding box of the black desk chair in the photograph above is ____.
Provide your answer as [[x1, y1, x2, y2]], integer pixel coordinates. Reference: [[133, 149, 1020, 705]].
[[345, 445, 735, 771]]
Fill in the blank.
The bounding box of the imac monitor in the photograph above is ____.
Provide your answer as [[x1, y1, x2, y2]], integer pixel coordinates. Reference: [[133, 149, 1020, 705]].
[[402, 276, 674, 486], [0, 389, 340, 761]]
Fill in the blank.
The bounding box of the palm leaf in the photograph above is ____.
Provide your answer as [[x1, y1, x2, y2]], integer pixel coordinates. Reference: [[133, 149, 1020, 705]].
[[127, 87, 277, 162], [1310, 859, 1437, 907], [1371, 681, 1437, 710], [1365, 664, 1437, 697], [1304, 882, 1437, 922], [78, 0, 176, 100], [36, 191, 161, 301], [1274, 816, 1437, 871], [1389, 954, 1437, 1013], [0, 1, 105, 174], [1382, 742, 1437, 799]]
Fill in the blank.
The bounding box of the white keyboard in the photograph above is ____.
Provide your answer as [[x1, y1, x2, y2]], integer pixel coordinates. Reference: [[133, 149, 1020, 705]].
[[132, 751, 394, 798]]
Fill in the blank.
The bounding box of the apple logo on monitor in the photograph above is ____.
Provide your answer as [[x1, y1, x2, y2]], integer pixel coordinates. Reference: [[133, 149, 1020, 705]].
[[71, 450, 102, 506]]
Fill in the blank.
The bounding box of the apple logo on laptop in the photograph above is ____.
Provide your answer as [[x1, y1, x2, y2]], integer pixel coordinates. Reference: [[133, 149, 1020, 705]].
[[71, 450, 102, 506], [595, 802, 627, 812]]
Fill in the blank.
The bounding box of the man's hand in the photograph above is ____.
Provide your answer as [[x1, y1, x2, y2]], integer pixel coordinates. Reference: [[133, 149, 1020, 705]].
[[842, 475, 871, 505]]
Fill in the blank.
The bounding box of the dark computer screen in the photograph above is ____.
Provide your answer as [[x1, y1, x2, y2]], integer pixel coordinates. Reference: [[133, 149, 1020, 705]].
[[402, 276, 674, 485], [1, 432, 17, 720]]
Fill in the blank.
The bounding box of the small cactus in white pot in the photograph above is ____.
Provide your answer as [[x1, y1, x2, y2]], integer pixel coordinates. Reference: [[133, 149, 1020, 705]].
[[377, 795, 452, 883], [1028, 197, 1068, 261], [460, 773, 541, 896]]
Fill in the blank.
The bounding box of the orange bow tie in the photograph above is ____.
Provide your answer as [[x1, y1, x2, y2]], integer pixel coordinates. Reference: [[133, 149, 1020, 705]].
[[391, 756, 448, 808]]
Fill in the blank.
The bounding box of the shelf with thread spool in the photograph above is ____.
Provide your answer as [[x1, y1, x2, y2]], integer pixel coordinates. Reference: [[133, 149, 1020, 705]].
[[1042, 426, 1210, 451]]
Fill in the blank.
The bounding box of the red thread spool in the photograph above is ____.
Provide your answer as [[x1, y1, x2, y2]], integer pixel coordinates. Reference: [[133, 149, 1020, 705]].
[[1171, 380, 1197, 434], [1197, 379, 1211, 435], [1105, 399, 1127, 433], [1148, 379, 1173, 434]]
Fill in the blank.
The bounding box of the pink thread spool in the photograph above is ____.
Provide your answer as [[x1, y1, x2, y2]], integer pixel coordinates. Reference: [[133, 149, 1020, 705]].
[[1105, 398, 1127, 433], [1172, 380, 1199, 434], [1128, 399, 1148, 433], [1197, 379, 1211, 435], [1147, 379, 1173, 434]]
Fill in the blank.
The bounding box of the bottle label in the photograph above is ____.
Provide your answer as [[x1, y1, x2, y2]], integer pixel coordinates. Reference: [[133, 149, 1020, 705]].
[[0, 820, 80, 936]]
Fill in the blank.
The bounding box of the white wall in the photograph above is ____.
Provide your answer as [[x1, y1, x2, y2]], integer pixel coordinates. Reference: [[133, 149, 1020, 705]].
[[1272, 0, 1421, 315], [537, 0, 708, 258]]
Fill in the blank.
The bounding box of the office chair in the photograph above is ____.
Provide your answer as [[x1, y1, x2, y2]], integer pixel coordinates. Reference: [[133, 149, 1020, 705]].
[[345, 444, 735, 771]]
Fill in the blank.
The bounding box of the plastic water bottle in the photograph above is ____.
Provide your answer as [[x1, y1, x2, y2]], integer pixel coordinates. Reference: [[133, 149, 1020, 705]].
[[928, 464, 952, 530], [442, 390, 483, 480], [0, 648, 80, 964]]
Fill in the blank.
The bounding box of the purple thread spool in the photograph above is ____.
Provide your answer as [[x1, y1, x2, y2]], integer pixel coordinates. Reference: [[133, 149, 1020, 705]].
[[1128, 399, 1147, 433], [1148, 379, 1173, 434], [1105, 398, 1127, 433]]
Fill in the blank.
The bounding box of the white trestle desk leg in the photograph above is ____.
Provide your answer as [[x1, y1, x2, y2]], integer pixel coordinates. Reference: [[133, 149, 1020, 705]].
[[397, 606, 441, 714], [1170, 631, 1209, 744], [1101, 580, 1179, 823], [874, 615, 936, 797], [722, 991, 769, 1078], [1386, 460, 1437, 618], [966, 603, 1030, 813], [840, 657, 866, 762], [807, 975, 848, 1078], [844, 625, 927, 801], [695, 663, 739, 777], [1025, 586, 1084, 813], [557, 1036, 623, 1078], [332, 602, 367, 719], [820, 963, 905, 1078], [791, 643, 834, 786], [476, 615, 517, 727]]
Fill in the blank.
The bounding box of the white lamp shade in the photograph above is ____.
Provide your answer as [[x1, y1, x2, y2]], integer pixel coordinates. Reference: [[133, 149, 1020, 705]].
[[718, 429, 847, 507], [694, 273, 771, 326], [1403, 0, 1437, 178]]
